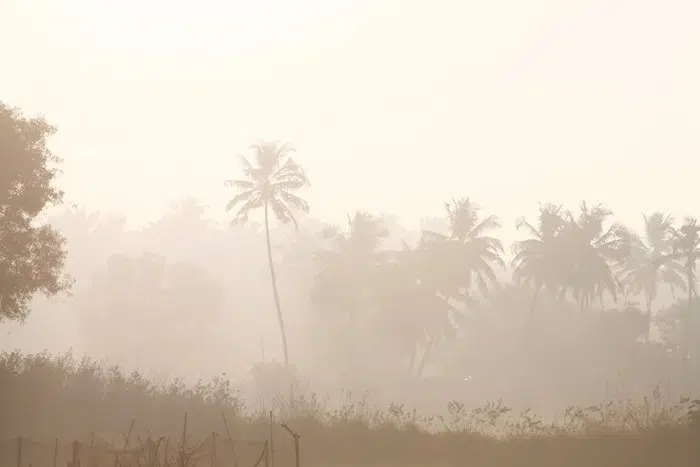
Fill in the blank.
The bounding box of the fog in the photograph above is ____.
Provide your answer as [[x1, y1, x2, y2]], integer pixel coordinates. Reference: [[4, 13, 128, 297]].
[[2, 0, 700, 421]]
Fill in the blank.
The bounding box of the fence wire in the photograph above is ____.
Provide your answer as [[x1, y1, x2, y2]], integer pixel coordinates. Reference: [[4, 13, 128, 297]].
[[0, 434, 269, 467]]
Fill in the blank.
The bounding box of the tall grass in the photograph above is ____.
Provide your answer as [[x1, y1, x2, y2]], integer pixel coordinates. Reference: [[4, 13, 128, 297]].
[[1, 351, 698, 467]]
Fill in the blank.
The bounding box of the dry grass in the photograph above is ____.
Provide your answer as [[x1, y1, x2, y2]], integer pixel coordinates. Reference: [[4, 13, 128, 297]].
[[1, 351, 698, 467]]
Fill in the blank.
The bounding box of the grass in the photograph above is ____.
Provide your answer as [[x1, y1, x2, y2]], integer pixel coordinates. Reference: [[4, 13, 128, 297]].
[[1, 351, 698, 467]]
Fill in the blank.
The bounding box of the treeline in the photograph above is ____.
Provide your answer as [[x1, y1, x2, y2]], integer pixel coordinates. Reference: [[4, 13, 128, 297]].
[[3, 105, 700, 419], [1, 351, 698, 467], [12, 147, 700, 415]]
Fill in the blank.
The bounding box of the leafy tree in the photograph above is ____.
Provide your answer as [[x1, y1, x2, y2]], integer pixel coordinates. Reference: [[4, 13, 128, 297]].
[[224, 141, 310, 366], [0, 103, 71, 322], [511, 203, 566, 313], [77, 252, 224, 373], [421, 197, 504, 305], [620, 212, 686, 340], [656, 298, 700, 383]]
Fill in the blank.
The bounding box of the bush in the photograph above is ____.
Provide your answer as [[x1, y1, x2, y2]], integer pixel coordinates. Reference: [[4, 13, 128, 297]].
[[0, 351, 697, 467]]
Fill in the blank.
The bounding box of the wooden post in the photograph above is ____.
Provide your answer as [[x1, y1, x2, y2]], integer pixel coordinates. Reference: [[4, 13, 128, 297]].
[[16, 437, 23, 467], [180, 413, 188, 451], [53, 438, 59, 467], [71, 441, 80, 467], [163, 437, 170, 467], [220, 411, 238, 467], [268, 411, 274, 467], [209, 432, 216, 467], [280, 424, 300, 467], [88, 433, 94, 467]]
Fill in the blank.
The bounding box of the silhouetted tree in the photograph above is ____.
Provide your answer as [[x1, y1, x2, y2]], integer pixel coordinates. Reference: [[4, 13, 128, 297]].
[[224, 141, 310, 366], [511, 203, 566, 313], [375, 243, 458, 378], [421, 197, 504, 305], [312, 212, 389, 320], [0, 103, 71, 321], [77, 252, 224, 372], [558, 202, 630, 310], [671, 218, 700, 306], [669, 217, 700, 361], [312, 212, 389, 373], [620, 212, 685, 340]]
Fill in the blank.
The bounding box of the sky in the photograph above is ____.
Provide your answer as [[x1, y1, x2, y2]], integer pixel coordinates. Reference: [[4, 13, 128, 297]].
[[1, 0, 699, 236]]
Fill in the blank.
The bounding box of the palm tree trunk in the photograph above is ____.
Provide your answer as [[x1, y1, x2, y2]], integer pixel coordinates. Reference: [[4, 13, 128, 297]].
[[264, 201, 289, 366], [408, 344, 418, 377], [529, 283, 542, 314], [414, 337, 434, 380], [644, 292, 653, 343]]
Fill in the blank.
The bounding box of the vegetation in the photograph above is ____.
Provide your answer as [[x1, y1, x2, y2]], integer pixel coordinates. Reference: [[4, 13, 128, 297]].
[[225, 142, 311, 367], [0, 103, 71, 322], [1, 352, 698, 467], [3, 100, 700, 465]]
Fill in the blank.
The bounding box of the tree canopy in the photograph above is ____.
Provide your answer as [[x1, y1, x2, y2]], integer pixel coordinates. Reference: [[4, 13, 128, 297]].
[[0, 103, 70, 322]]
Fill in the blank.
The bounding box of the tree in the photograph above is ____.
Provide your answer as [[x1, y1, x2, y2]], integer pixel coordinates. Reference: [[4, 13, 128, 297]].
[[311, 212, 389, 373], [421, 197, 504, 305], [312, 211, 389, 321], [511, 203, 566, 313], [375, 243, 458, 378], [620, 212, 686, 340], [669, 217, 700, 361], [0, 103, 71, 322], [224, 141, 310, 366], [557, 202, 630, 310], [671, 217, 700, 306], [77, 253, 224, 374]]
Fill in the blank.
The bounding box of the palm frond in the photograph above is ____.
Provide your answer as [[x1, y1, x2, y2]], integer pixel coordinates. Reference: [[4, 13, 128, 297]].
[[231, 195, 264, 222], [277, 190, 310, 214], [225, 189, 258, 212], [515, 218, 543, 241], [224, 179, 256, 191]]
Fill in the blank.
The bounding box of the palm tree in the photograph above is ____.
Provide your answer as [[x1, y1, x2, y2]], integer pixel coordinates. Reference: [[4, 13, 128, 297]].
[[620, 212, 686, 340], [311, 211, 389, 373], [224, 141, 310, 366], [557, 202, 631, 310], [671, 217, 700, 305], [312, 211, 389, 323], [421, 197, 505, 304], [375, 242, 458, 378], [511, 203, 566, 313]]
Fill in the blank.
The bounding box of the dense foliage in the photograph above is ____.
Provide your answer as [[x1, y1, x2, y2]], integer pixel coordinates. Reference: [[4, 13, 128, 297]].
[[0, 103, 70, 321], [0, 352, 698, 467]]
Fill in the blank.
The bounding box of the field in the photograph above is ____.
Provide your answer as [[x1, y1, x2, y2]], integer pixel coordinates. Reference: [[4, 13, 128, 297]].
[[1, 351, 698, 467]]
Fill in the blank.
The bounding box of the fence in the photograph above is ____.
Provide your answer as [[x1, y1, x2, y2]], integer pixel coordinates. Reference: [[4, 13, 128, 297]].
[[1, 413, 300, 467]]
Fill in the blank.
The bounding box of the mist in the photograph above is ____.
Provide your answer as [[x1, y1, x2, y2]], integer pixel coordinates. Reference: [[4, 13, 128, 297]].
[[2, 0, 700, 429]]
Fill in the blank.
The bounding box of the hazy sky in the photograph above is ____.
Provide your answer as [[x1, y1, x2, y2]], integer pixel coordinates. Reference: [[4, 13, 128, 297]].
[[2, 0, 699, 235]]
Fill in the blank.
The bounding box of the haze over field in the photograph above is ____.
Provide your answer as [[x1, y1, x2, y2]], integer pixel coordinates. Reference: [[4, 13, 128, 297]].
[[1, 0, 700, 418]]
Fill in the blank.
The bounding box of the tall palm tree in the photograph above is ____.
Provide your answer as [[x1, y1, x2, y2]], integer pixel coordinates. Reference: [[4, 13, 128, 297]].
[[558, 202, 631, 310], [511, 203, 566, 313], [224, 141, 310, 366], [620, 212, 686, 340], [421, 197, 505, 304]]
